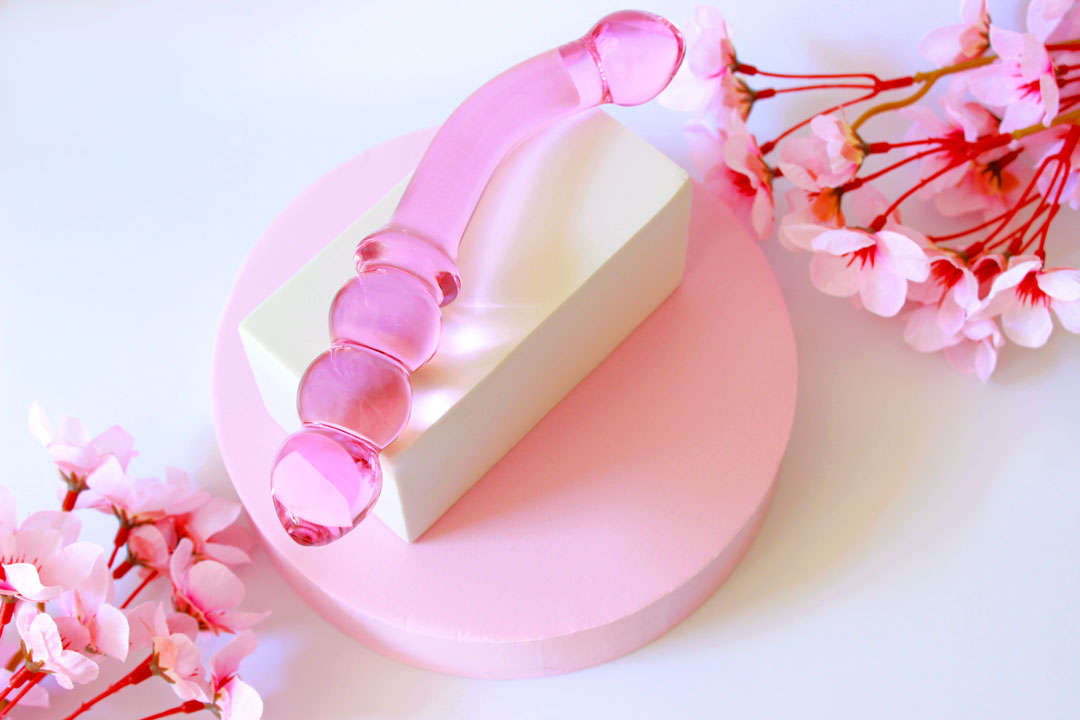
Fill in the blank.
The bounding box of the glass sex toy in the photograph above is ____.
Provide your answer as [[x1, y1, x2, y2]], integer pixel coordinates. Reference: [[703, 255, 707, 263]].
[[270, 10, 685, 546]]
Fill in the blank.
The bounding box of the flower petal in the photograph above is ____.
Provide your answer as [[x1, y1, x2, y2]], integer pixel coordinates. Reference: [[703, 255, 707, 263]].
[[750, 186, 774, 239], [1002, 301, 1054, 347], [810, 229, 874, 255], [657, 64, 713, 113], [28, 403, 54, 448], [204, 542, 251, 567], [1052, 297, 1080, 332], [188, 498, 242, 543], [861, 264, 909, 317], [4, 563, 55, 602], [212, 630, 257, 683], [53, 648, 99, 688], [125, 601, 168, 652], [21, 510, 82, 546], [944, 339, 977, 375], [876, 230, 931, 281], [905, 304, 960, 352], [919, 24, 965, 67], [170, 537, 195, 586], [219, 678, 263, 720], [39, 541, 102, 592], [810, 252, 862, 297], [972, 338, 999, 381], [187, 560, 245, 612], [778, 217, 830, 252], [92, 603, 130, 661], [987, 256, 1043, 298], [938, 296, 968, 336], [688, 27, 727, 78], [1037, 268, 1080, 300]]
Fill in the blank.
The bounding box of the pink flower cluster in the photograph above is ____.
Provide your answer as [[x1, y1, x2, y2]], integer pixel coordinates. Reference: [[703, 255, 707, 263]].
[[660, 1, 1080, 380], [0, 407, 267, 720]]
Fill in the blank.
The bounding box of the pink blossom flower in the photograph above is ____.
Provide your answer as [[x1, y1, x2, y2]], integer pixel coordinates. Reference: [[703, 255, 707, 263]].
[[931, 157, 1028, 219], [945, 318, 1005, 380], [972, 252, 1007, 294], [718, 76, 756, 122], [56, 555, 129, 661], [52, 615, 92, 655], [969, 27, 1059, 132], [811, 114, 865, 184], [906, 301, 1005, 381], [210, 632, 263, 720], [15, 606, 99, 689], [779, 184, 890, 251], [169, 539, 268, 635], [125, 601, 199, 653], [791, 224, 932, 317], [779, 114, 865, 190], [0, 488, 101, 603], [696, 121, 774, 239], [898, 95, 1015, 219], [975, 255, 1080, 346], [906, 249, 982, 339], [171, 498, 252, 568], [1027, 0, 1080, 42], [83, 459, 209, 525], [778, 189, 844, 250], [658, 6, 737, 119], [127, 523, 174, 573], [685, 116, 724, 178], [28, 404, 135, 480], [153, 632, 208, 702], [918, 0, 990, 66]]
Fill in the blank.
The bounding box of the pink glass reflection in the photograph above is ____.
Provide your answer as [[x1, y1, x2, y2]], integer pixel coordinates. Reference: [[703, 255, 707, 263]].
[[330, 268, 442, 372], [297, 344, 412, 450], [270, 11, 685, 546], [271, 427, 381, 546]]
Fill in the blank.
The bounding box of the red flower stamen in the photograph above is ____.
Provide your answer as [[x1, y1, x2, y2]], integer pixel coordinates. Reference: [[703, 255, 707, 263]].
[[1016, 272, 1049, 307], [846, 244, 877, 269], [931, 259, 964, 289]]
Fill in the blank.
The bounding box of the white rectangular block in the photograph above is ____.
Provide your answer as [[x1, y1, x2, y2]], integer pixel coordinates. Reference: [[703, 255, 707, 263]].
[[240, 109, 690, 541]]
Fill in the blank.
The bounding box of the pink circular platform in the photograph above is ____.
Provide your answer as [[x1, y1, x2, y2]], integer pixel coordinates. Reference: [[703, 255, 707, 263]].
[[212, 128, 797, 679]]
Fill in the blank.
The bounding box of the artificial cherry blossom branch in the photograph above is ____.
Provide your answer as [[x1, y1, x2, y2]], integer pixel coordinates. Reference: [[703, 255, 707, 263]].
[[736, 64, 884, 82], [660, 1, 1080, 380], [759, 91, 878, 153], [0, 673, 43, 718], [851, 55, 998, 130], [134, 701, 207, 720], [120, 571, 160, 610], [6, 406, 268, 718], [928, 195, 1040, 243], [61, 656, 154, 720]]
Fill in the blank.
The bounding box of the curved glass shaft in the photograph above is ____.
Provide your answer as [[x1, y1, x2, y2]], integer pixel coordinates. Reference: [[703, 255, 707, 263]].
[[271, 11, 685, 546]]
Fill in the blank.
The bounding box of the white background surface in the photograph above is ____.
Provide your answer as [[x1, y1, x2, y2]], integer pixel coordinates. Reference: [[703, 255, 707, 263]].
[[1, 1, 1078, 718]]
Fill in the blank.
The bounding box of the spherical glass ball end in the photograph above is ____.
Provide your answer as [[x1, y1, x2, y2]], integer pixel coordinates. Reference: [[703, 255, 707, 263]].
[[269, 427, 382, 546], [272, 496, 349, 547], [587, 10, 685, 106]]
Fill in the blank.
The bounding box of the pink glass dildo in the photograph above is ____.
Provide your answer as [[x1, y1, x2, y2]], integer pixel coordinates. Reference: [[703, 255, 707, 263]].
[[271, 10, 685, 546]]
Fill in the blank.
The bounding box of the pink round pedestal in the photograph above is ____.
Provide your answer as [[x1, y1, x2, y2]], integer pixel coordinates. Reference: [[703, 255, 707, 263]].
[[211, 128, 797, 679]]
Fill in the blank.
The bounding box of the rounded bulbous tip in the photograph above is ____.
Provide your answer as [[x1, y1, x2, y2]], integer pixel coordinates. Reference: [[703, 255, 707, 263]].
[[269, 426, 382, 547], [585, 10, 685, 106], [273, 496, 350, 546]]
